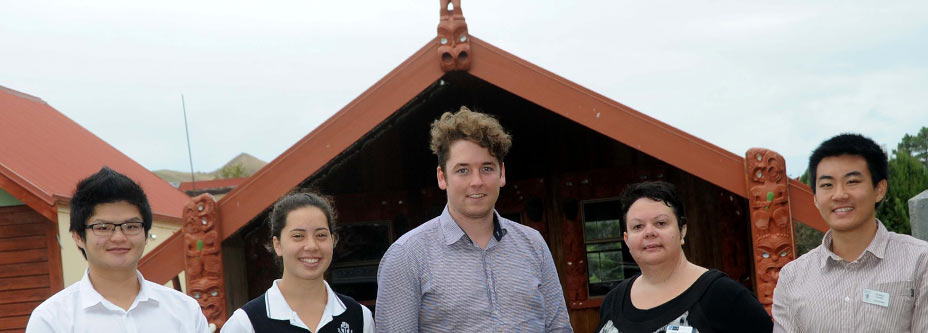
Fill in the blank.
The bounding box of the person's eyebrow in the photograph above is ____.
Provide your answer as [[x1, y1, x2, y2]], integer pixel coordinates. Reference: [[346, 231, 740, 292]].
[[91, 217, 142, 224], [844, 170, 864, 178]]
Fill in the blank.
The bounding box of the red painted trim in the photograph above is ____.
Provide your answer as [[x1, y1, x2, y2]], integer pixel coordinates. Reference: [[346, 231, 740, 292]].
[[0, 170, 56, 222], [138, 231, 184, 285], [467, 37, 746, 196], [569, 297, 604, 310], [44, 213, 63, 293], [214, 38, 444, 240], [787, 179, 827, 232]]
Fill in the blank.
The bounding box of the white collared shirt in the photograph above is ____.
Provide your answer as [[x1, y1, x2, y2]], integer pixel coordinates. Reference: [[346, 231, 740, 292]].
[[26, 269, 209, 333], [221, 280, 373, 333]]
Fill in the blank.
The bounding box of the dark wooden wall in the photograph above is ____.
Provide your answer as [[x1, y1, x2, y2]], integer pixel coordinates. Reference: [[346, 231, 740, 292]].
[[0, 205, 61, 332], [233, 73, 754, 330]]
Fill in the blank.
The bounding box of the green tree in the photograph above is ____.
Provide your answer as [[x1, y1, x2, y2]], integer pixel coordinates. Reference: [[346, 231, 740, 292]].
[[218, 163, 248, 179], [877, 148, 928, 234], [897, 126, 928, 167]]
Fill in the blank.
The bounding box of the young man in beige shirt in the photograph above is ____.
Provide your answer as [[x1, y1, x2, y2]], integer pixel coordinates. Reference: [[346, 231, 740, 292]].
[[772, 133, 928, 332]]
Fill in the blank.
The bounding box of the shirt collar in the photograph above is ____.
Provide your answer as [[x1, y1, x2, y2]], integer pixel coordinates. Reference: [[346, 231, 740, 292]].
[[819, 219, 889, 268], [78, 269, 153, 310], [266, 280, 345, 327], [438, 205, 508, 246]]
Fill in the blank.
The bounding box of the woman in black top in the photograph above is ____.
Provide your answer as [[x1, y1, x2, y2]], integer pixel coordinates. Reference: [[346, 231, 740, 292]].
[[596, 181, 771, 333]]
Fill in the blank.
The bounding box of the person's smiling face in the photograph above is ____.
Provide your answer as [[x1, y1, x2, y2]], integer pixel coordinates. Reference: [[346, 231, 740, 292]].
[[624, 198, 685, 267], [437, 139, 506, 223], [72, 201, 148, 272], [273, 206, 334, 283], [813, 154, 887, 233]]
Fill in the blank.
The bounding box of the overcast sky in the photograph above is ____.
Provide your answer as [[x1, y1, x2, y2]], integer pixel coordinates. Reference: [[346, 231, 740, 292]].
[[3, 1, 927, 178]]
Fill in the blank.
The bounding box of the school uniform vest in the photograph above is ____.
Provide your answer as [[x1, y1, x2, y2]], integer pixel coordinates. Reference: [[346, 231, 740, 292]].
[[241, 292, 363, 333]]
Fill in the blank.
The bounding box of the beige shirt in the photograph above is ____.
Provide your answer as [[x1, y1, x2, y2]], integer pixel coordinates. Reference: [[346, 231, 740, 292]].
[[772, 220, 928, 332]]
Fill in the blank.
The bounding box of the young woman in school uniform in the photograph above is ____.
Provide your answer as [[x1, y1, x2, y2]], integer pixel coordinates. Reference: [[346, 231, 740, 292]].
[[222, 192, 373, 333]]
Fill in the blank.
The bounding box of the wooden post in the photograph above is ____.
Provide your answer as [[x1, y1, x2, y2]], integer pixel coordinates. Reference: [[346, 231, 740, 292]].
[[744, 148, 798, 314], [183, 194, 228, 330]]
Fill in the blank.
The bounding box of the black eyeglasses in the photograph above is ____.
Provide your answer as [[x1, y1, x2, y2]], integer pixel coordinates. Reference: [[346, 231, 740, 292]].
[[85, 222, 144, 236]]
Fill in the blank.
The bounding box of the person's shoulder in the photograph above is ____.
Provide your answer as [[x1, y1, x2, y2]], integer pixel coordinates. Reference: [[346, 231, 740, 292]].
[[780, 244, 825, 276], [886, 230, 928, 253], [143, 279, 201, 309], [32, 281, 81, 313], [391, 215, 441, 247], [499, 217, 545, 246]]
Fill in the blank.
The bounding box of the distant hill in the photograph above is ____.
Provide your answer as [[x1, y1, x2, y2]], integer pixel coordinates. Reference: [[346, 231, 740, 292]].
[[153, 153, 267, 185]]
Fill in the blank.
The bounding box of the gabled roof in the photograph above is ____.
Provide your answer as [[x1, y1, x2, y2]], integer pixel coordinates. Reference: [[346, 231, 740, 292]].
[[0, 85, 190, 222], [138, 35, 826, 283], [178, 177, 248, 192]]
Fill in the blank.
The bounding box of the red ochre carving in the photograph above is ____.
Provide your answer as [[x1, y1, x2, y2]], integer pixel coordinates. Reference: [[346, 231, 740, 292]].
[[744, 148, 797, 314], [183, 194, 228, 329], [437, 0, 471, 72]]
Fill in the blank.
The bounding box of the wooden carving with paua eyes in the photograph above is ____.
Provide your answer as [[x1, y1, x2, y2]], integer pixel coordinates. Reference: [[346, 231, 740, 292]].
[[183, 194, 228, 330], [437, 0, 471, 72], [744, 148, 797, 314]]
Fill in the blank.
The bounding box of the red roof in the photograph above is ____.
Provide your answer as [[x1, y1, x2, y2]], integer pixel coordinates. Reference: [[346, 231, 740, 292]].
[[178, 177, 248, 192], [0, 85, 189, 221], [138, 35, 826, 283]]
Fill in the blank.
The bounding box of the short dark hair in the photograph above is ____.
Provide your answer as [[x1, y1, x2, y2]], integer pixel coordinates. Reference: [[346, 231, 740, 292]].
[[808, 133, 888, 195], [429, 106, 512, 171], [268, 191, 337, 242], [619, 181, 686, 232], [69, 167, 153, 258]]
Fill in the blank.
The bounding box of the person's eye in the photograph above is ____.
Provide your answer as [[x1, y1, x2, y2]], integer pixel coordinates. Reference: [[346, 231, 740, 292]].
[[656, 220, 666, 226], [456, 168, 468, 175], [632, 224, 642, 230], [292, 234, 304, 240], [482, 166, 494, 172], [127, 223, 142, 231], [818, 182, 832, 189], [316, 233, 330, 239], [96, 224, 114, 232]]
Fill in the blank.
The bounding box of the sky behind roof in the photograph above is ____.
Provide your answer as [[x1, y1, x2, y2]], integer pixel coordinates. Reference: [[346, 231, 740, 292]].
[[3, 1, 927, 178]]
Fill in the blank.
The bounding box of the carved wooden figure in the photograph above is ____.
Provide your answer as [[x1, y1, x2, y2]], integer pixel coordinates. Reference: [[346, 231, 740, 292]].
[[437, 0, 471, 72], [183, 193, 228, 330], [744, 148, 797, 314]]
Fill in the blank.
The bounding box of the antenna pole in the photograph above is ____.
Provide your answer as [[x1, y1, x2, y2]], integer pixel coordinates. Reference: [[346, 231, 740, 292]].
[[182, 94, 196, 190]]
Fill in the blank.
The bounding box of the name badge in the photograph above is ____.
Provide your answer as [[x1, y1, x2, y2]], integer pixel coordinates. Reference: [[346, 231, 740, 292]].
[[862, 288, 890, 307], [667, 325, 694, 333]]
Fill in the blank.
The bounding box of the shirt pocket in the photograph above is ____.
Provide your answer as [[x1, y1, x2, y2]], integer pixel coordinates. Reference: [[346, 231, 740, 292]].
[[861, 280, 915, 330]]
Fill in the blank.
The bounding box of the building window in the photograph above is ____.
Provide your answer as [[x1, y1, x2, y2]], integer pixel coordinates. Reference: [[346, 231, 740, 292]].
[[582, 199, 634, 297]]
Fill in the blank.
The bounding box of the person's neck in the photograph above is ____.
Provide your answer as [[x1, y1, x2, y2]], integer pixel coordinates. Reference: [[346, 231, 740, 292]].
[[638, 253, 693, 286], [830, 218, 878, 262], [87, 267, 141, 311], [449, 209, 495, 249], [278, 276, 327, 308]]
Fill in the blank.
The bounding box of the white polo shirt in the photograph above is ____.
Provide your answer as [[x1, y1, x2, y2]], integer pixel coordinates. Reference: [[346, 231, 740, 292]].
[[221, 280, 373, 333], [26, 269, 209, 333]]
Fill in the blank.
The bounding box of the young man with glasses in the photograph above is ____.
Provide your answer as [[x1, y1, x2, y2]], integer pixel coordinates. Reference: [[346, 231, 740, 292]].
[[26, 167, 209, 332]]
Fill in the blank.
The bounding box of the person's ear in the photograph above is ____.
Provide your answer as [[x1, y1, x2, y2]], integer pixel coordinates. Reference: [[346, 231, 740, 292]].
[[72, 231, 85, 250], [499, 162, 506, 188], [875, 179, 888, 203], [272, 236, 283, 256], [437, 166, 448, 190]]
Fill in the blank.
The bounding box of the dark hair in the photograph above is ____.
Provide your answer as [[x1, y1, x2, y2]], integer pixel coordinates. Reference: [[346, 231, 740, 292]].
[[619, 181, 686, 232], [69, 167, 153, 258], [808, 133, 888, 196], [429, 106, 512, 171], [268, 191, 337, 242]]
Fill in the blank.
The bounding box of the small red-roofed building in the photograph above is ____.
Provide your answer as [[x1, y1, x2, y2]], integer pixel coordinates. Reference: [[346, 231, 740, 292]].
[[0, 85, 191, 332]]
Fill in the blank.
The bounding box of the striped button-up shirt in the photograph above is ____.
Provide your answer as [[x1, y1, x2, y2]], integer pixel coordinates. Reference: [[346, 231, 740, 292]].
[[772, 220, 928, 332], [375, 206, 572, 332]]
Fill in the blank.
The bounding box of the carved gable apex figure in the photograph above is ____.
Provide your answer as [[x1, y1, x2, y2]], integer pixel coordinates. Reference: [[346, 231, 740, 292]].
[[437, 0, 471, 72]]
